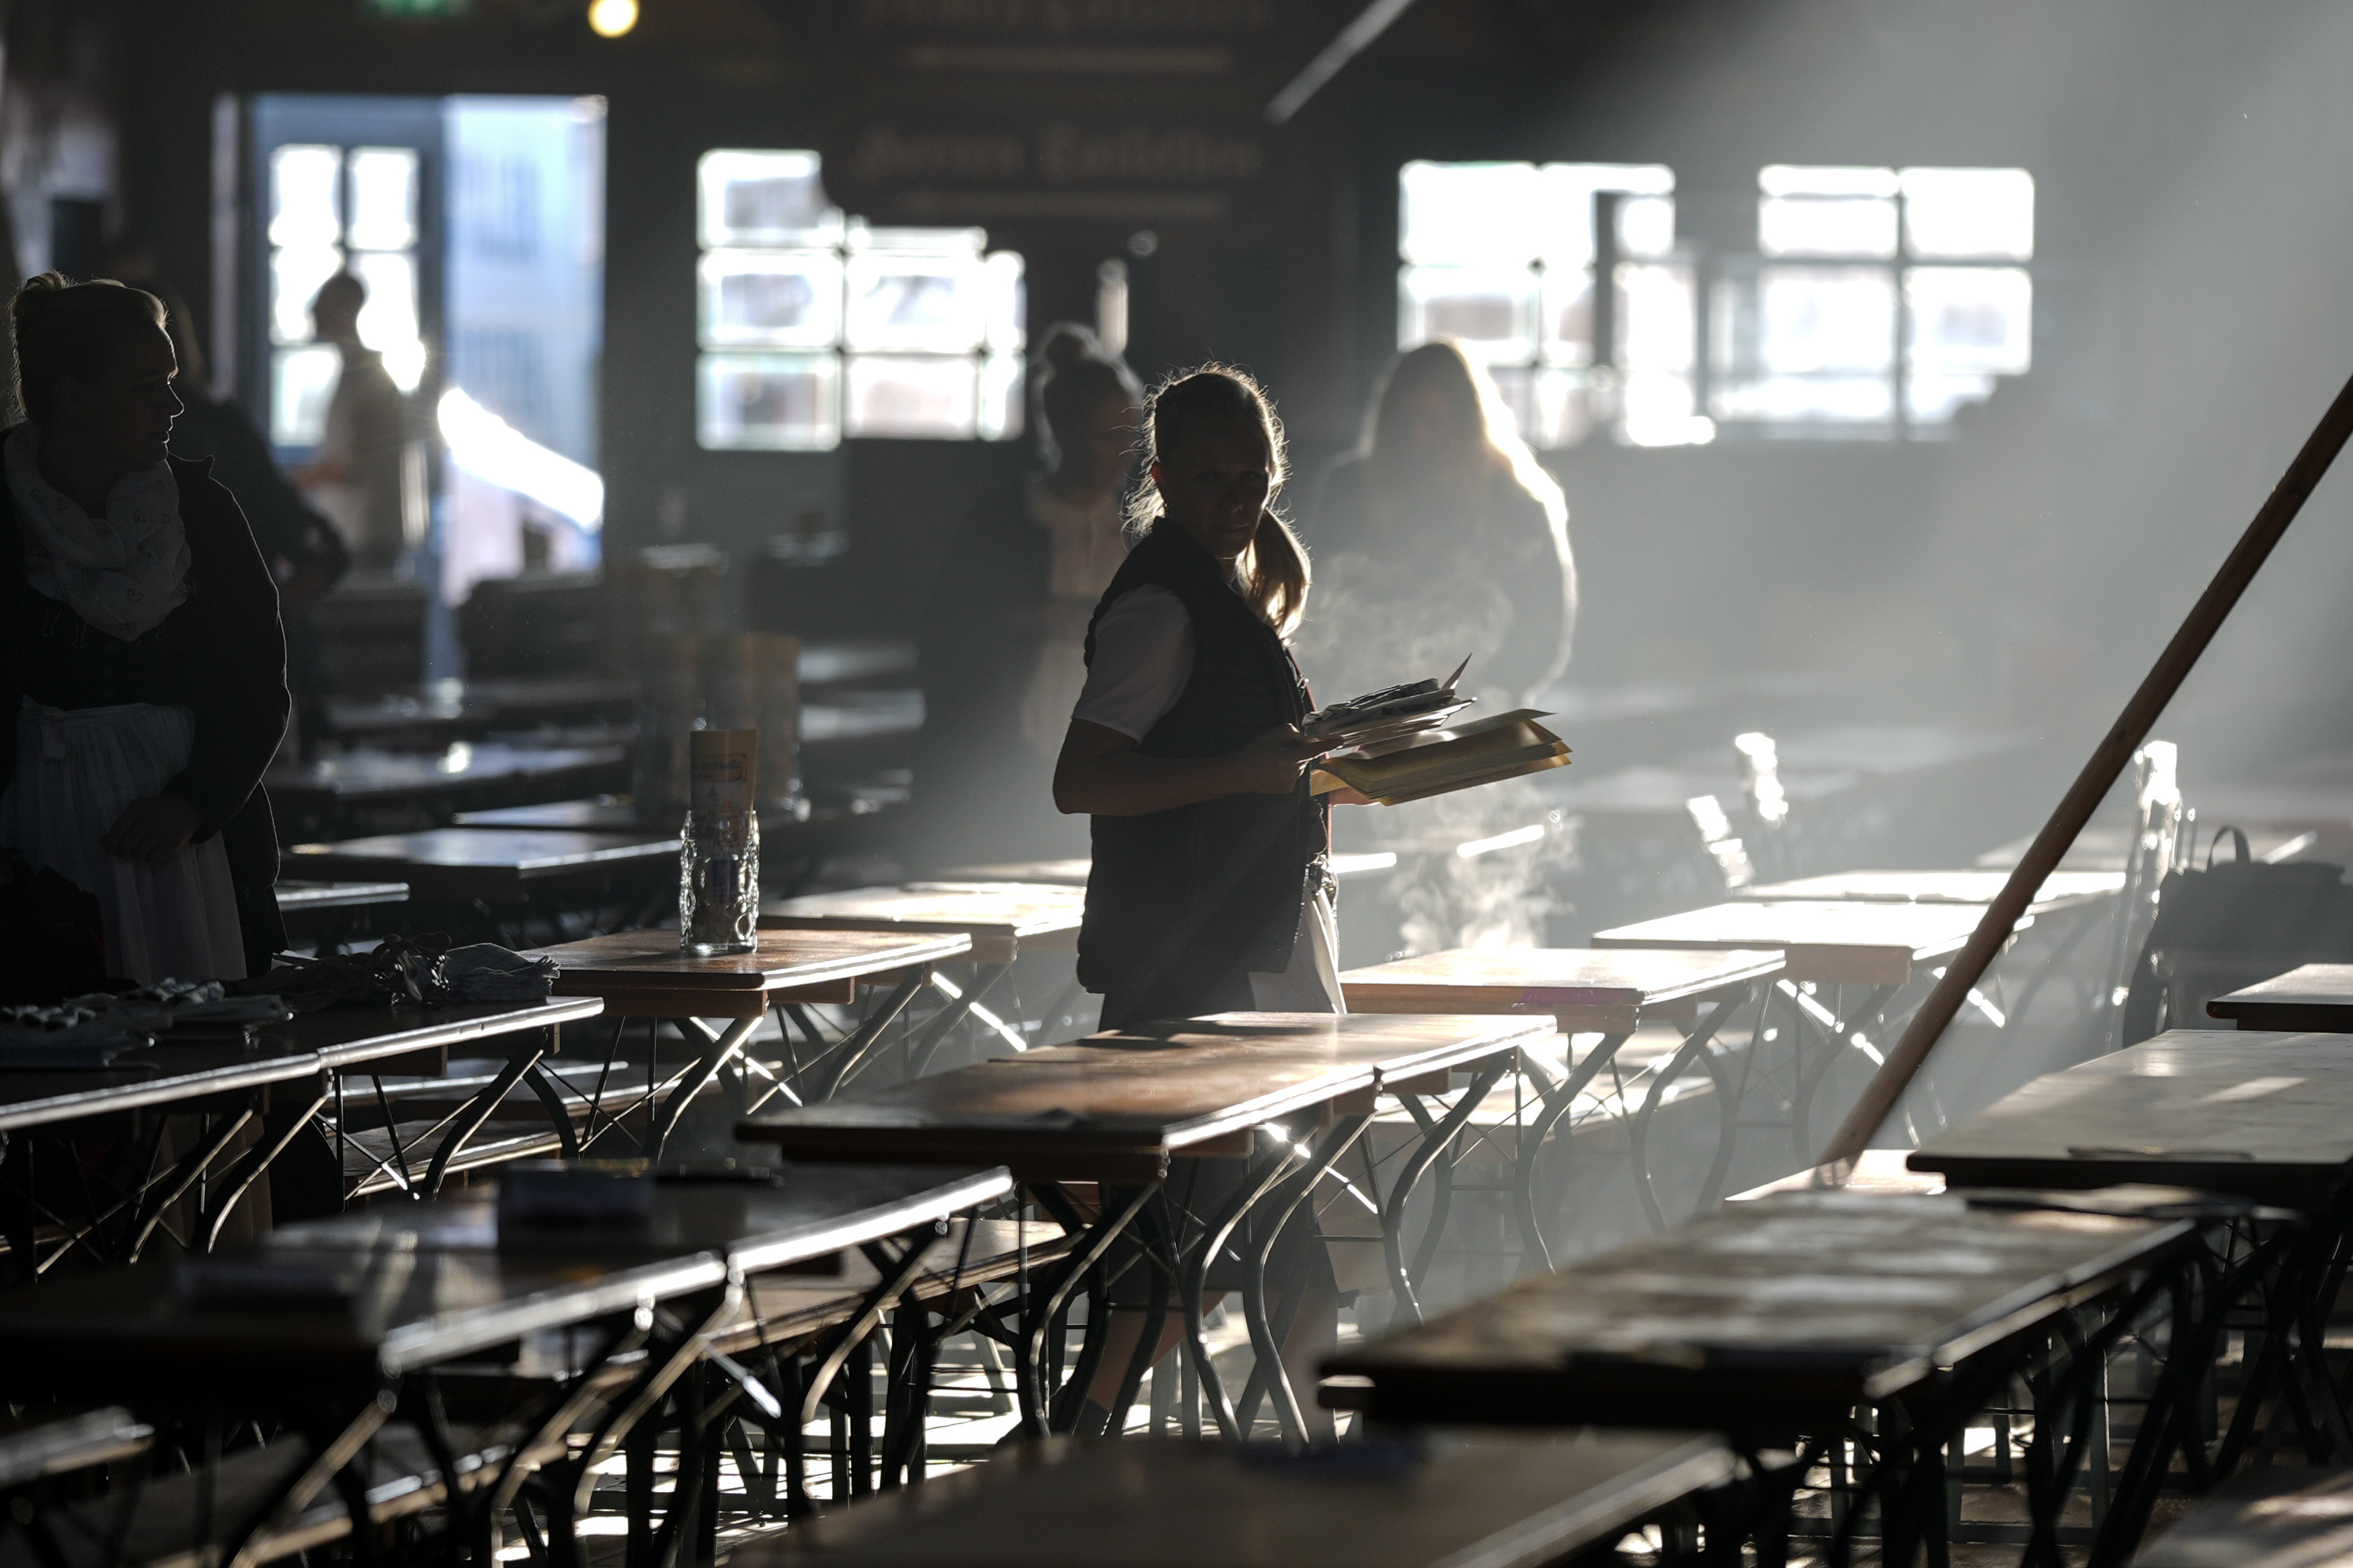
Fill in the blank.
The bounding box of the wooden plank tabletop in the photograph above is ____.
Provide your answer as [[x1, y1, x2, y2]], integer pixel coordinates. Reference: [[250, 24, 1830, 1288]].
[[1591, 900, 1987, 985], [1341, 947, 1784, 1033], [740, 1012, 1554, 1182], [2206, 963, 2353, 1030], [1907, 1028, 2353, 1209], [531, 926, 972, 1018], [737, 1430, 1733, 1568], [0, 999, 606, 1130], [760, 883, 1086, 963], [274, 880, 411, 911], [1739, 869, 2125, 912], [2130, 1465, 2353, 1567], [283, 829, 680, 902], [0, 1164, 1008, 1402], [1324, 1190, 2194, 1440], [941, 852, 1399, 886]]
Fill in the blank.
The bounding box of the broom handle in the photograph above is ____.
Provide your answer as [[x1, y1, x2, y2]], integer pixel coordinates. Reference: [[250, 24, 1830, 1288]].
[[1822, 368, 2353, 1166]]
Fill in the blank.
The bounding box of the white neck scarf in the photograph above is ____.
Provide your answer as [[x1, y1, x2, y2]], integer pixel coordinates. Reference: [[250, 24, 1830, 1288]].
[[6, 423, 187, 641]]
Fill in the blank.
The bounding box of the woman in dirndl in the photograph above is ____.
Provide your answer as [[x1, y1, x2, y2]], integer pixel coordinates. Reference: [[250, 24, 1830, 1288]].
[[0, 272, 288, 989]]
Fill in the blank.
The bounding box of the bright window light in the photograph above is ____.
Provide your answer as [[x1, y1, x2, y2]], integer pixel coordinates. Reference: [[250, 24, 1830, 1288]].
[[438, 387, 604, 530], [693, 150, 1024, 448]]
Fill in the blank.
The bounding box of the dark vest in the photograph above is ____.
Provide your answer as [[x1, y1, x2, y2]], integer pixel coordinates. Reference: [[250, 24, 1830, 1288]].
[[1076, 524, 1325, 1001]]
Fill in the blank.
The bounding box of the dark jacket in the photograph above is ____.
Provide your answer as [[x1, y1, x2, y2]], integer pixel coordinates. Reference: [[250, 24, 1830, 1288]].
[[1, 448, 291, 976], [907, 478, 1079, 871], [1076, 524, 1324, 1005]]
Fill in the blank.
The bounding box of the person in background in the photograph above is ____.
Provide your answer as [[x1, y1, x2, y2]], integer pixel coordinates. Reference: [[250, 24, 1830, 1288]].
[[1051, 365, 1359, 1440], [99, 243, 348, 756], [0, 273, 289, 983], [296, 271, 411, 573], [1300, 341, 1576, 709], [907, 323, 1143, 872]]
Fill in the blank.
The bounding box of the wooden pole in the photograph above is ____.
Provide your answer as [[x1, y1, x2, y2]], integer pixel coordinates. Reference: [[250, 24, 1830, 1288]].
[[1822, 366, 2353, 1167]]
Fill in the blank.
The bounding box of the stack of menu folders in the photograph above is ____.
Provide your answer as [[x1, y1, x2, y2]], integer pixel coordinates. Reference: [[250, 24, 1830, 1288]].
[[1302, 658, 1570, 806]]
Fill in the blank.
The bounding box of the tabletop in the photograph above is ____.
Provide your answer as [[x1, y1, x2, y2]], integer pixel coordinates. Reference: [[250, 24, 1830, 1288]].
[[284, 829, 681, 893], [740, 1012, 1554, 1182], [2129, 1465, 2353, 1567], [274, 880, 411, 912], [531, 926, 972, 1018], [267, 743, 628, 802], [0, 1163, 1009, 1401], [738, 1430, 1733, 1568], [2206, 963, 2353, 1031], [1340, 947, 1785, 1034], [1907, 1028, 2353, 1208], [760, 883, 1086, 964], [1739, 869, 2125, 913], [0, 999, 606, 1131], [939, 852, 1399, 886], [1592, 899, 1987, 986], [1323, 1190, 2194, 1439]]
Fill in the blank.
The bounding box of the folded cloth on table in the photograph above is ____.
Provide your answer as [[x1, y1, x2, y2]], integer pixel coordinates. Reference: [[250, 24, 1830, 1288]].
[[437, 944, 560, 1003], [0, 999, 157, 1067]]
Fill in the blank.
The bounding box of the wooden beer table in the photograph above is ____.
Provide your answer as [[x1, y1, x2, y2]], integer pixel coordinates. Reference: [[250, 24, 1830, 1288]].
[[283, 829, 681, 942], [526, 927, 972, 1155], [760, 882, 1088, 1077], [1909, 1028, 2353, 1553], [941, 852, 1400, 886], [732, 1430, 1734, 1568], [0, 998, 603, 1274], [274, 878, 409, 956], [1595, 899, 1993, 1163], [2206, 962, 2353, 1032], [1326, 1188, 2200, 1566], [0, 1161, 1011, 1566], [740, 1012, 1552, 1444], [1340, 946, 1788, 1251]]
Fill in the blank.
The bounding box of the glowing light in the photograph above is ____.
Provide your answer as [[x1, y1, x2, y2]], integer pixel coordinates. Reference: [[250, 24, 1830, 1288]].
[[437, 388, 604, 532], [588, 0, 637, 37], [1455, 824, 1544, 859]]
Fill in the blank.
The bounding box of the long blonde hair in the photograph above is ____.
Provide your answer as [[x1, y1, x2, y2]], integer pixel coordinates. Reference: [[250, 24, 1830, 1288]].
[[1367, 340, 1567, 530], [1127, 365, 1312, 636]]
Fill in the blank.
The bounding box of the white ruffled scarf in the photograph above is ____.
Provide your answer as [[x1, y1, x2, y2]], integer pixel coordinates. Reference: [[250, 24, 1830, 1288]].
[[6, 423, 186, 641]]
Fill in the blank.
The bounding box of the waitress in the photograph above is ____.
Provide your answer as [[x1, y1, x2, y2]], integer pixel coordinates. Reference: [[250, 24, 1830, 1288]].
[[1053, 364, 1345, 1027], [1052, 366, 1354, 1439], [0, 272, 289, 985]]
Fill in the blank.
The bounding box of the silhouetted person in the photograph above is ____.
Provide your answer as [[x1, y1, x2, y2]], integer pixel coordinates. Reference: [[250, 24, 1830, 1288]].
[[0, 273, 288, 981], [101, 243, 347, 755], [908, 324, 1142, 871], [1300, 341, 1576, 709], [296, 271, 410, 573], [1051, 366, 1363, 1440]]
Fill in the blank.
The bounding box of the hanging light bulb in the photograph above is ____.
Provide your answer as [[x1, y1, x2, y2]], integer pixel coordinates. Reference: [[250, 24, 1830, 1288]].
[[588, 0, 637, 37]]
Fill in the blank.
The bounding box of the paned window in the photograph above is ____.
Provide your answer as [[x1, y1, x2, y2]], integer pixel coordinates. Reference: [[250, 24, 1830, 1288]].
[[267, 143, 428, 446], [695, 150, 1025, 450], [1711, 165, 2034, 434], [1397, 161, 1693, 448], [1395, 161, 2034, 446]]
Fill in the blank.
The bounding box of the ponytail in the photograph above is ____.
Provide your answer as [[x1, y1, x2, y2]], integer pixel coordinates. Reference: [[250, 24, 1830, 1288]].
[[1127, 364, 1312, 636]]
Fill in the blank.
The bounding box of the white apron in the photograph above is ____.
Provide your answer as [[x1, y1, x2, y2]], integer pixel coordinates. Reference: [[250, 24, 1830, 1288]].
[[1, 698, 246, 984]]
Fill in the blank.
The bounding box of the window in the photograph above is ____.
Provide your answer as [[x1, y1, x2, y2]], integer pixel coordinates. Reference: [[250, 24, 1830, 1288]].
[[694, 150, 1025, 450], [1711, 165, 2033, 434], [1395, 160, 2034, 447], [266, 142, 428, 446], [1397, 161, 1697, 448]]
